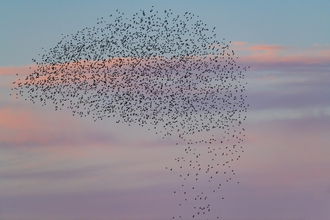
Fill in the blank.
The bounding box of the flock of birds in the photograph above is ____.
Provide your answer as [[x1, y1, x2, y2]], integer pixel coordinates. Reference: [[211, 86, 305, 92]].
[[12, 7, 249, 220]]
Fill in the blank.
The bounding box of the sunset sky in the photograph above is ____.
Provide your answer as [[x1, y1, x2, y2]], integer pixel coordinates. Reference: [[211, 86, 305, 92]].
[[1, 1, 330, 220]]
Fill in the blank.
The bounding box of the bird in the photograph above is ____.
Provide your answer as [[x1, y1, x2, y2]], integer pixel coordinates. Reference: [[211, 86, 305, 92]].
[[11, 6, 249, 219]]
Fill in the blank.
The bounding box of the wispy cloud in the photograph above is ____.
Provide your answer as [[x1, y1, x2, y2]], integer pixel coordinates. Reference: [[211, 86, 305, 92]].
[[228, 42, 330, 115], [0, 65, 36, 76], [233, 42, 330, 71], [1, 42, 329, 75], [0, 102, 122, 148]]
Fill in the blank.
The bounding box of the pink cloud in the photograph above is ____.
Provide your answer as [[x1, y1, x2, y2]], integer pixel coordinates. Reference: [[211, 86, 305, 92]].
[[0, 65, 37, 76], [0, 103, 122, 148], [232, 41, 330, 70], [232, 41, 246, 47], [2, 42, 329, 77], [247, 45, 289, 51], [0, 106, 70, 147]]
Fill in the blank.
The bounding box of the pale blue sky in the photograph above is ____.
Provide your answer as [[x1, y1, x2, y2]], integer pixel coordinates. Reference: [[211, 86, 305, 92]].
[[1, 0, 329, 66]]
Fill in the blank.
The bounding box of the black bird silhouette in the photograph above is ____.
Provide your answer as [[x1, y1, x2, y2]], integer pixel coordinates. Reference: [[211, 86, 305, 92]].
[[11, 7, 249, 219]]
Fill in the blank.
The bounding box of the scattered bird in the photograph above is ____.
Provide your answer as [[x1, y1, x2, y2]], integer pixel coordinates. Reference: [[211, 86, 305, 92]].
[[11, 6, 249, 219]]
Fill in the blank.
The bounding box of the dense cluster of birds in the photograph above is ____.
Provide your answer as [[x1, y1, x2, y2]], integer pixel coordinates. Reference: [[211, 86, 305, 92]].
[[11, 7, 249, 219]]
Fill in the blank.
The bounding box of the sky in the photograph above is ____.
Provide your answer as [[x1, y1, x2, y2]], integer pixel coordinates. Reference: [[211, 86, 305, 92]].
[[1, 0, 330, 220]]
